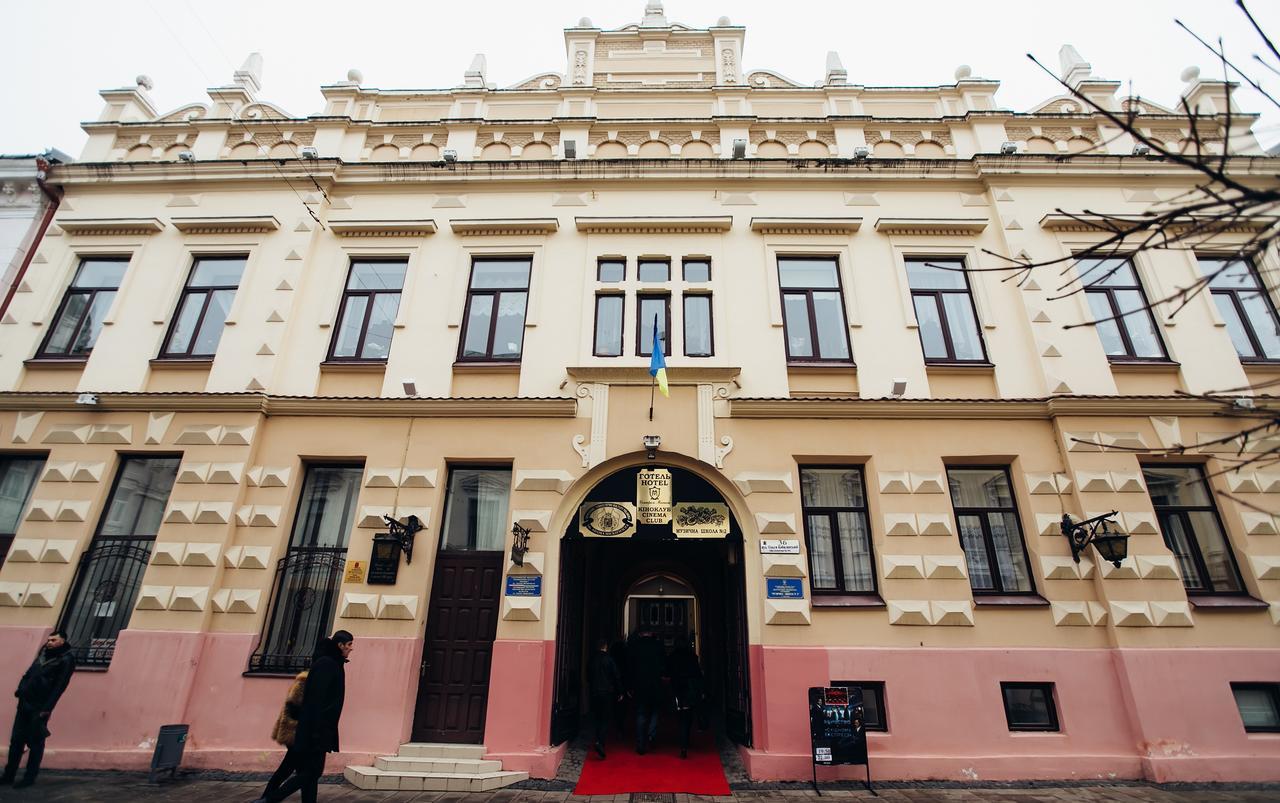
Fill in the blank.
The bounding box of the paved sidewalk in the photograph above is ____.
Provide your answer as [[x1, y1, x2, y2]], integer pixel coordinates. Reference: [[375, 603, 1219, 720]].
[[2, 772, 1279, 802]]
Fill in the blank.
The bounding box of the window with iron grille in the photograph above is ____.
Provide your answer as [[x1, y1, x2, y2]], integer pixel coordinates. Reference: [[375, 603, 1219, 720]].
[[249, 464, 363, 674], [800, 467, 875, 594], [459, 258, 531, 362], [777, 257, 852, 363], [1001, 682, 1059, 731], [1231, 682, 1280, 733], [57, 456, 180, 667], [1197, 256, 1280, 362], [160, 256, 247, 359], [946, 467, 1035, 594], [905, 257, 987, 363], [0, 455, 46, 568], [830, 680, 888, 731], [37, 257, 130, 358], [1142, 464, 1245, 594], [328, 259, 407, 361], [1079, 257, 1167, 361]]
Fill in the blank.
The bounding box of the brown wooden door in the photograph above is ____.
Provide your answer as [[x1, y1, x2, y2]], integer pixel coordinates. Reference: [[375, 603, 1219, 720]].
[[413, 551, 503, 743]]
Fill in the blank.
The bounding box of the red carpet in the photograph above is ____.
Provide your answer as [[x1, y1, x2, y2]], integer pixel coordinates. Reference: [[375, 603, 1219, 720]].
[[573, 728, 730, 795]]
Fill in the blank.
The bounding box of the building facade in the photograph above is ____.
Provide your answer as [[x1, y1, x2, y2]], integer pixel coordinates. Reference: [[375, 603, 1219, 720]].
[[1, 2, 1278, 788]]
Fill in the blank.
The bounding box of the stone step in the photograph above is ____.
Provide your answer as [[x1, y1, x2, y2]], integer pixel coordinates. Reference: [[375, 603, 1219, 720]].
[[345, 765, 528, 792], [374, 754, 502, 774], [396, 742, 487, 760]]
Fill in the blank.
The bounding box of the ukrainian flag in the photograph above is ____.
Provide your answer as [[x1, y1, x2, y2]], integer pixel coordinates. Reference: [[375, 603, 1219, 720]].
[[649, 316, 669, 397]]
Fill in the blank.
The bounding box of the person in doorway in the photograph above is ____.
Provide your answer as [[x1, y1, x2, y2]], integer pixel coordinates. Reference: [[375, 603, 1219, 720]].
[[627, 629, 666, 754], [666, 634, 703, 759], [251, 630, 354, 803], [2, 629, 75, 788], [587, 637, 623, 759], [608, 637, 628, 736]]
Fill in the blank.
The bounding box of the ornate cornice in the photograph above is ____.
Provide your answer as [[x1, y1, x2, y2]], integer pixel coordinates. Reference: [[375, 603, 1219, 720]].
[[449, 218, 559, 236], [1039, 212, 1278, 234], [749, 217, 862, 235], [56, 217, 165, 236], [170, 215, 280, 234], [0, 392, 576, 418], [874, 217, 989, 236], [574, 216, 733, 234], [730, 395, 1249, 419], [328, 219, 438, 237]]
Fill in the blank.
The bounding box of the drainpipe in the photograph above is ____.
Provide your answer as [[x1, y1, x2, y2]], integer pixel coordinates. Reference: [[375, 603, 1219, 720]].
[[0, 155, 62, 320]]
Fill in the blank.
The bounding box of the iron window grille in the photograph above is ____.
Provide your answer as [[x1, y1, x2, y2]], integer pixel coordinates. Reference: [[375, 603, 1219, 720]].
[[830, 680, 888, 731], [1079, 257, 1168, 361], [636, 294, 671, 357], [593, 294, 625, 357], [458, 258, 531, 362], [37, 257, 130, 359], [0, 455, 47, 568], [904, 257, 988, 363], [777, 257, 853, 363], [1197, 256, 1280, 362], [1231, 682, 1280, 733], [1001, 682, 1060, 732], [248, 464, 363, 674], [160, 256, 247, 359], [56, 455, 180, 667], [1141, 464, 1246, 594], [327, 259, 408, 361], [799, 467, 875, 594], [946, 467, 1035, 595]]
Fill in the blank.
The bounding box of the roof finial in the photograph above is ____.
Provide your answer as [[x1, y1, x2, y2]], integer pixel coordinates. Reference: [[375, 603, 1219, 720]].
[[464, 54, 487, 88], [641, 1, 667, 28], [234, 52, 263, 94], [825, 52, 847, 86], [1058, 44, 1091, 88]]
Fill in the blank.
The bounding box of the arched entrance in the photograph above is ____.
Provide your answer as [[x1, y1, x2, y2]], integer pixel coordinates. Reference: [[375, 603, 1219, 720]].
[[550, 461, 753, 751]]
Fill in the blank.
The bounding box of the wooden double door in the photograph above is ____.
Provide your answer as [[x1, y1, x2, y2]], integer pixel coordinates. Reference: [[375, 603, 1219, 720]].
[[412, 551, 503, 743]]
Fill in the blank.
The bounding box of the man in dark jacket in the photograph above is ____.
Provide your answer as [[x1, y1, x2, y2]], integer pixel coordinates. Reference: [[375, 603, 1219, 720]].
[[253, 630, 353, 803], [626, 629, 666, 754], [2, 629, 76, 788], [587, 637, 623, 759], [665, 635, 703, 759]]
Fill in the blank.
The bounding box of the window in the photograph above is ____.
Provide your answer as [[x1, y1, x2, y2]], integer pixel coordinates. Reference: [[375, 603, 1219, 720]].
[[947, 467, 1034, 594], [598, 259, 626, 283], [1142, 464, 1245, 594], [594, 294, 624, 356], [683, 294, 713, 357], [441, 467, 511, 551], [637, 294, 671, 357], [0, 456, 45, 567], [329, 259, 407, 361], [905, 258, 986, 363], [800, 467, 875, 594], [58, 456, 180, 666], [1001, 682, 1059, 732], [683, 259, 711, 283], [830, 680, 887, 731], [250, 464, 362, 673], [38, 257, 129, 358], [160, 256, 246, 358], [1198, 256, 1280, 361], [1079, 257, 1167, 360], [1231, 683, 1280, 733], [459, 258, 531, 361], [638, 259, 670, 283], [778, 257, 851, 362]]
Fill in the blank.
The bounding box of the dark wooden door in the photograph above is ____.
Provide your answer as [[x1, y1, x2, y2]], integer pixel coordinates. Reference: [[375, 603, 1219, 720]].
[[550, 534, 585, 745], [413, 551, 503, 743]]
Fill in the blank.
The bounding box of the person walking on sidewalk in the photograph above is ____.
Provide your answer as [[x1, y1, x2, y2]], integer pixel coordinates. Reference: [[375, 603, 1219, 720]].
[[587, 637, 623, 759], [252, 630, 354, 803], [627, 629, 666, 754], [666, 634, 703, 759], [2, 629, 76, 789]]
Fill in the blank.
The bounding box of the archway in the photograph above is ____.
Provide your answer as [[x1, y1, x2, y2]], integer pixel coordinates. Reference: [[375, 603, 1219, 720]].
[[549, 461, 753, 754]]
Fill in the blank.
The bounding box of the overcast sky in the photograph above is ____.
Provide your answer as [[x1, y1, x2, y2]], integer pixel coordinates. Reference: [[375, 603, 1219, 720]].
[[4, 0, 1279, 156]]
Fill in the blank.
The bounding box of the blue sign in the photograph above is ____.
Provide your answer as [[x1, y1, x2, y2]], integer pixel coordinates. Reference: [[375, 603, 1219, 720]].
[[766, 578, 805, 599], [505, 576, 542, 597]]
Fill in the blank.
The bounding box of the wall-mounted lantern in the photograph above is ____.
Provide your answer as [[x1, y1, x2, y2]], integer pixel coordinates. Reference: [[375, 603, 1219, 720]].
[[511, 522, 532, 566], [381, 514, 423, 564], [1060, 511, 1127, 568]]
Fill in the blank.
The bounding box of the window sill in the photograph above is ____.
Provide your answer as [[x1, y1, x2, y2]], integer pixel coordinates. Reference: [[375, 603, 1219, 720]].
[[319, 360, 388, 373], [1107, 360, 1181, 373], [924, 361, 995, 374], [974, 594, 1050, 607], [786, 362, 857, 374], [811, 593, 885, 609], [24, 357, 88, 370], [453, 361, 522, 373], [1188, 594, 1270, 610], [149, 358, 214, 370], [1240, 359, 1280, 368]]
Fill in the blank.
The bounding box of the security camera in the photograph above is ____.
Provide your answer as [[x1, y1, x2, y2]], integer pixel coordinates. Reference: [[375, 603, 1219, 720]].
[[442, 149, 458, 163], [1000, 141, 1019, 155], [1132, 143, 1151, 156], [177, 150, 195, 162], [300, 146, 319, 159], [75, 393, 99, 405], [853, 146, 870, 160]]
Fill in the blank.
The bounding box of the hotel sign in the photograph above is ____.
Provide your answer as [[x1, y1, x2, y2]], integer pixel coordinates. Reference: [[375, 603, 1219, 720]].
[[636, 468, 673, 524], [579, 501, 638, 538], [672, 502, 730, 538]]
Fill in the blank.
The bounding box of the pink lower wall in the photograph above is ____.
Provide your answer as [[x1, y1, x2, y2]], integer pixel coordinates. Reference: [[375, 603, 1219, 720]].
[[482, 639, 565, 778]]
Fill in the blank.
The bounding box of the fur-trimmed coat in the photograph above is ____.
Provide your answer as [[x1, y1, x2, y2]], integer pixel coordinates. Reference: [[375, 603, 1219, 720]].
[[271, 670, 308, 747]]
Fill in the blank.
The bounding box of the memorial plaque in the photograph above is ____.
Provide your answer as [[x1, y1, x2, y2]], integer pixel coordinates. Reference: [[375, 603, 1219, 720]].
[[579, 501, 638, 538], [343, 560, 367, 584], [636, 468, 673, 525], [672, 502, 730, 538], [766, 578, 806, 599], [367, 534, 400, 585], [505, 575, 543, 597]]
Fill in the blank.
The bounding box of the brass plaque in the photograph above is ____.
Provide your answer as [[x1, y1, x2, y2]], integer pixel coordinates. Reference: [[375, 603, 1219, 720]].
[[343, 560, 367, 584], [636, 468, 673, 525], [672, 502, 730, 538], [580, 501, 638, 538]]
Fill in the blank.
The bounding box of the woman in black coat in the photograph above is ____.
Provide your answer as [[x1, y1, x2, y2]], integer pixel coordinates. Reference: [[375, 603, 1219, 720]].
[[254, 630, 353, 803]]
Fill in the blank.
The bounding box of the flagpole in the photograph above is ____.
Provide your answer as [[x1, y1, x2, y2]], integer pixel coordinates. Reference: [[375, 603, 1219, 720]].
[[649, 373, 656, 422]]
